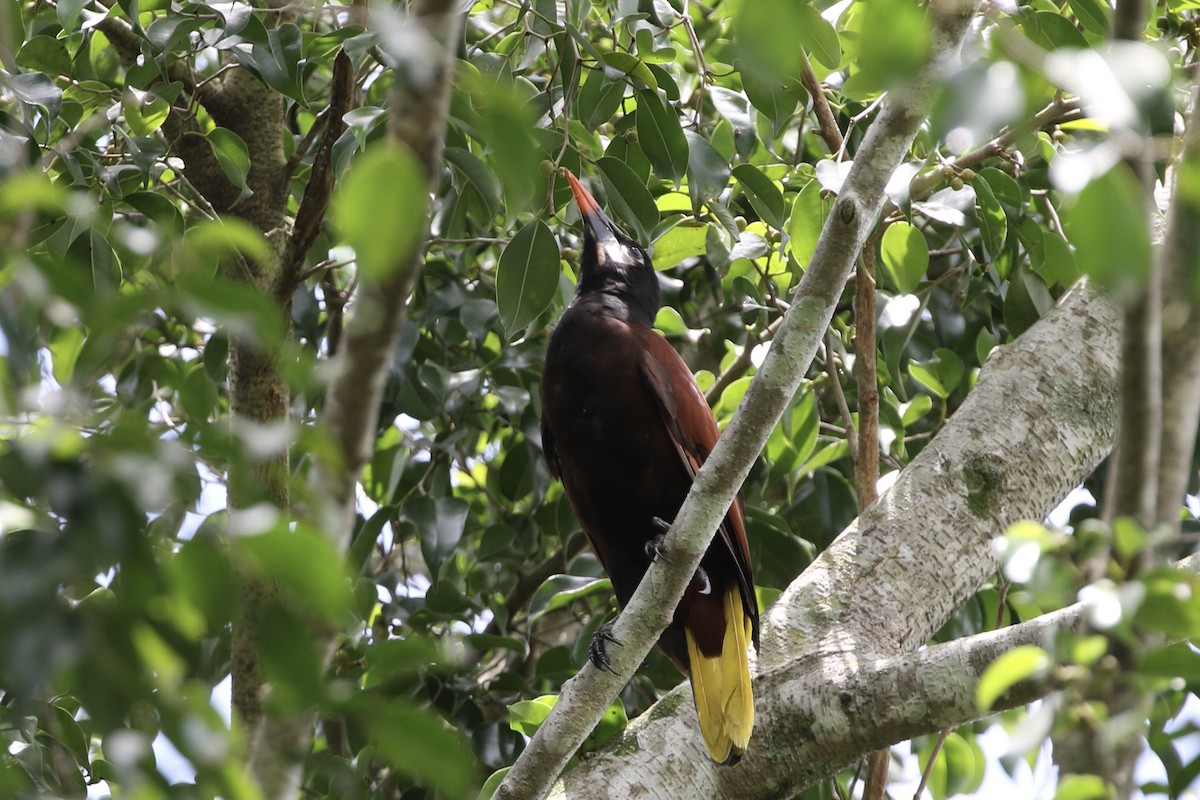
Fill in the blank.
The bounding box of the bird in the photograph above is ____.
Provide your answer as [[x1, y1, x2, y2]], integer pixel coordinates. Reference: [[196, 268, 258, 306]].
[[540, 167, 759, 765]]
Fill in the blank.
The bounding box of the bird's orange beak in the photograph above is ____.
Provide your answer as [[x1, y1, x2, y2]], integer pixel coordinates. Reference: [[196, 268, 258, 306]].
[[562, 168, 621, 246], [562, 168, 602, 217]]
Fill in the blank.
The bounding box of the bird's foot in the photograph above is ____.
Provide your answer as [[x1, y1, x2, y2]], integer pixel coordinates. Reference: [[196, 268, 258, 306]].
[[589, 620, 623, 674], [646, 517, 672, 562], [691, 566, 712, 595], [644, 533, 670, 563]]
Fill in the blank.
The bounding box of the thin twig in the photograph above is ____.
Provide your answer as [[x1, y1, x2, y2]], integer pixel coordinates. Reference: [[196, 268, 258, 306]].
[[910, 95, 1081, 200], [704, 313, 787, 407], [824, 334, 859, 460], [912, 729, 952, 800]]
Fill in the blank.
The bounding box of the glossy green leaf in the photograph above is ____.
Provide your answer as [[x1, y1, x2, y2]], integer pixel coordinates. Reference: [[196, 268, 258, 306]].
[[1052, 774, 1110, 800], [208, 128, 251, 188], [331, 141, 426, 281], [597, 156, 658, 242], [237, 527, 351, 622], [406, 496, 469, 576], [786, 180, 830, 268], [732, 164, 786, 230], [909, 348, 964, 399], [685, 130, 730, 209], [578, 67, 626, 131], [601, 52, 657, 91], [495, 219, 560, 336], [1064, 163, 1151, 297], [528, 575, 610, 621], [971, 176, 1008, 262], [977, 645, 1050, 711], [636, 90, 689, 184], [1067, 0, 1111, 35], [366, 704, 474, 797], [879, 221, 929, 294], [653, 223, 709, 270]]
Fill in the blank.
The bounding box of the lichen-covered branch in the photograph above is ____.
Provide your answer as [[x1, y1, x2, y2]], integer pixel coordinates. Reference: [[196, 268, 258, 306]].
[[495, 4, 982, 798]]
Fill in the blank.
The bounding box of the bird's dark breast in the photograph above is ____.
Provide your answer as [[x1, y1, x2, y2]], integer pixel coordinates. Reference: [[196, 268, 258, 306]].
[[542, 308, 693, 607]]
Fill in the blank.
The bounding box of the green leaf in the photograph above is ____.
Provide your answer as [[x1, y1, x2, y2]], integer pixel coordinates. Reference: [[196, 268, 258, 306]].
[[1004, 268, 1053, 338], [508, 694, 558, 736], [445, 147, 501, 223], [786, 180, 830, 268], [528, 575, 611, 621], [797, 4, 842, 71], [732, 164, 786, 230], [578, 67, 626, 131], [495, 219, 560, 336], [636, 90, 688, 185], [1064, 163, 1152, 297], [366, 704, 474, 797], [49, 327, 85, 386], [207, 127, 251, 189], [975, 327, 999, 365], [684, 130, 730, 210], [653, 223, 709, 270], [479, 768, 510, 800], [125, 93, 171, 137], [237, 527, 351, 623], [977, 645, 1050, 711], [1067, 0, 1111, 35], [8, 72, 62, 121], [16, 36, 72, 75], [1052, 774, 1110, 800], [735, 0, 837, 75], [909, 348, 964, 399], [331, 141, 426, 281], [587, 698, 628, 748], [1023, 10, 1089, 50], [406, 496, 469, 576], [1139, 642, 1200, 685], [900, 394, 932, 427], [597, 156, 658, 242], [601, 52, 657, 91], [1037, 234, 1080, 289], [971, 176, 1008, 263], [879, 221, 929, 294]]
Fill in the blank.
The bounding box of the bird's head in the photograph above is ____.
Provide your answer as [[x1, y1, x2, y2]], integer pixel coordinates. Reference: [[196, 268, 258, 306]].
[[563, 168, 660, 323]]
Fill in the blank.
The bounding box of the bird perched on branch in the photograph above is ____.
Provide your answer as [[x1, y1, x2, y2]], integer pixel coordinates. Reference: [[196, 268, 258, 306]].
[[540, 168, 759, 765]]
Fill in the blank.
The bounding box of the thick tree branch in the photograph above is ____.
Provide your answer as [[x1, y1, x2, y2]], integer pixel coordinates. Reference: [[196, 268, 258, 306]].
[[1156, 81, 1200, 532], [547, 280, 1120, 798], [496, 4, 981, 798], [243, 4, 460, 799]]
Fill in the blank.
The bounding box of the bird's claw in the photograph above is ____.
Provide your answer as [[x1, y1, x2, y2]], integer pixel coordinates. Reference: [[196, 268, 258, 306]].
[[651, 516, 671, 532], [644, 533, 670, 563], [588, 620, 622, 674]]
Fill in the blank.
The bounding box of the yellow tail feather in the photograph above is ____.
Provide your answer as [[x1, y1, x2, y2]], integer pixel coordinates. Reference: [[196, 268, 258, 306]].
[[685, 587, 755, 765]]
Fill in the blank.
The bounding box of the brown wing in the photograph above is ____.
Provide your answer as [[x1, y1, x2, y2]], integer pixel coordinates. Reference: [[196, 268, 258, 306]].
[[636, 327, 759, 648]]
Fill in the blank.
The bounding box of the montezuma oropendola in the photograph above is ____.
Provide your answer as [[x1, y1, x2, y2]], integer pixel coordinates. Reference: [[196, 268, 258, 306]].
[[540, 168, 759, 765]]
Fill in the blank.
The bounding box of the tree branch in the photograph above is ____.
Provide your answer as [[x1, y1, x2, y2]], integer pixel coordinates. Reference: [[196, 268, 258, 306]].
[[497, 4, 982, 798], [278, 48, 356, 298], [243, 3, 461, 799], [1156, 80, 1200, 532], [544, 279, 1119, 797], [909, 95, 1081, 201]]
